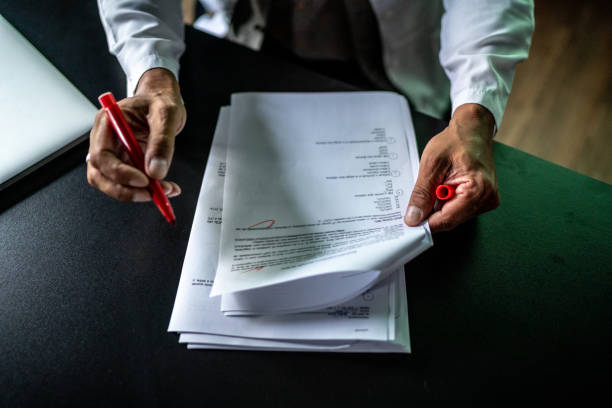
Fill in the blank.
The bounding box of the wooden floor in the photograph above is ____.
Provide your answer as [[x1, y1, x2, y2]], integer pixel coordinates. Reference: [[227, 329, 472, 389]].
[[497, 0, 612, 184]]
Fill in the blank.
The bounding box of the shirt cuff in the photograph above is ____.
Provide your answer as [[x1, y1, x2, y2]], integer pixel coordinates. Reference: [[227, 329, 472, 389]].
[[125, 54, 180, 97], [451, 87, 507, 135]]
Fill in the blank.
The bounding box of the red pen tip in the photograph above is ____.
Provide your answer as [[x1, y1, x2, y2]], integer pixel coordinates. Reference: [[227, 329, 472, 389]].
[[170, 219, 177, 227]]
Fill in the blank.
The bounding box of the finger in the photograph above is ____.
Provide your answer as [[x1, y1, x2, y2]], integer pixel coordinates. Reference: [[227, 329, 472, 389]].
[[427, 178, 499, 233], [405, 154, 450, 226], [88, 109, 144, 184], [427, 195, 472, 233], [159, 181, 182, 198], [144, 102, 182, 179], [87, 163, 151, 202], [88, 110, 139, 191], [433, 198, 443, 212], [90, 150, 149, 188], [90, 108, 120, 153]]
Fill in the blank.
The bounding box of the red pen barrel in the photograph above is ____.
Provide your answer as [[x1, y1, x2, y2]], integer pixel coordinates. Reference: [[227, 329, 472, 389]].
[[99, 92, 145, 170]]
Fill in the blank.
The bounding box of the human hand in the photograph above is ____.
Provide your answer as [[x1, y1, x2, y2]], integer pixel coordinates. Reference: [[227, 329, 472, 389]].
[[87, 68, 186, 201], [404, 103, 500, 232]]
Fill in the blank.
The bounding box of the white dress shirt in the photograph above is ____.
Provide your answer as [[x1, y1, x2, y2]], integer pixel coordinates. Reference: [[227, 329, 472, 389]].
[[97, 0, 534, 128]]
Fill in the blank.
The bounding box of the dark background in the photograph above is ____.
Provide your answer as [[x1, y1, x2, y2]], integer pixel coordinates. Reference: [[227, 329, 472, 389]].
[[1, 1, 611, 406]]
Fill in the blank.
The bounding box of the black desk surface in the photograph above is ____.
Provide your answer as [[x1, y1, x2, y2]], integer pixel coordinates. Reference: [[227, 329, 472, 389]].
[[1, 2, 611, 406]]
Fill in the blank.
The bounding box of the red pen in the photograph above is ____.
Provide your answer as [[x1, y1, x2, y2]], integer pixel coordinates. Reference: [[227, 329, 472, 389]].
[[435, 184, 455, 201], [98, 92, 176, 226]]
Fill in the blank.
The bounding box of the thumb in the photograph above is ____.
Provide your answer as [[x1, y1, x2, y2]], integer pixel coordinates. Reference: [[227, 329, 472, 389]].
[[145, 103, 180, 179], [405, 156, 448, 226]]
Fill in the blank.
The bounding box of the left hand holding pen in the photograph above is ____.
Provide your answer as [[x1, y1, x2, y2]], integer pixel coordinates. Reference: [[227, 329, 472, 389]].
[[404, 103, 500, 233], [87, 68, 185, 202]]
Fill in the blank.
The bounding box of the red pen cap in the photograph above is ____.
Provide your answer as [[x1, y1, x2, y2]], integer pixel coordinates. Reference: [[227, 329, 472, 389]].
[[98, 91, 116, 109], [435, 184, 455, 200]]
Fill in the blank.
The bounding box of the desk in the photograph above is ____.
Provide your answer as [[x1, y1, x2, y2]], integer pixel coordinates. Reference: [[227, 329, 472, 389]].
[[1, 1, 611, 406]]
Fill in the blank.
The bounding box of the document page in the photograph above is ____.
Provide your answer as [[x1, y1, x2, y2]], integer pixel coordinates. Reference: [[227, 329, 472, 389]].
[[181, 266, 410, 353], [211, 93, 432, 311], [179, 269, 405, 352], [168, 108, 396, 341]]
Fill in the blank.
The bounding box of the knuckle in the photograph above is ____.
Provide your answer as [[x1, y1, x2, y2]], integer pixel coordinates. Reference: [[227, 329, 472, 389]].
[[91, 111, 108, 136], [463, 178, 480, 198], [88, 151, 103, 168], [156, 134, 172, 148], [150, 139, 172, 158], [94, 109, 106, 123], [177, 110, 186, 134], [479, 177, 500, 212], [410, 184, 433, 203], [165, 102, 179, 115], [86, 168, 96, 187], [434, 218, 456, 233], [114, 186, 133, 202], [421, 154, 444, 173], [156, 102, 178, 123], [151, 136, 174, 157], [110, 160, 123, 176], [438, 220, 453, 232], [156, 105, 170, 122]]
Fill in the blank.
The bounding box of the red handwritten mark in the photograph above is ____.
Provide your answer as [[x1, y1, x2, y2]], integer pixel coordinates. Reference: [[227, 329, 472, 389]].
[[242, 266, 264, 274], [248, 219, 275, 229]]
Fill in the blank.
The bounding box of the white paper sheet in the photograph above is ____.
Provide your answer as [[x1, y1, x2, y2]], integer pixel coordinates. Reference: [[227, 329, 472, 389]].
[[183, 268, 411, 353], [168, 93, 424, 352], [211, 93, 432, 314], [168, 107, 398, 342]]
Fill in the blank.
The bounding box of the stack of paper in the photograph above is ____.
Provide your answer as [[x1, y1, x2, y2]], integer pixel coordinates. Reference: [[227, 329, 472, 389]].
[[169, 92, 432, 352]]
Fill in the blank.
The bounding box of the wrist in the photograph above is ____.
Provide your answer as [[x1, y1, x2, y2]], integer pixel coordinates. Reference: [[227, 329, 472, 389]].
[[451, 103, 496, 138], [134, 68, 181, 100]]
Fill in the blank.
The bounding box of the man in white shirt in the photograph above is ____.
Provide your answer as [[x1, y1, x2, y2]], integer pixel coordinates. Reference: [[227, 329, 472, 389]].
[[87, 0, 534, 232]]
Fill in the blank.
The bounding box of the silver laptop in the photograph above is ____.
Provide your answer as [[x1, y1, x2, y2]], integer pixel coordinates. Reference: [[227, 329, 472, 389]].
[[0, 14, 97, 189]]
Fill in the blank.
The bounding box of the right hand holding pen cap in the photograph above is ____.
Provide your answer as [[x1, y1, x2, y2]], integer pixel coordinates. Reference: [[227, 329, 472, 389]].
[[404, 103, 500, 233]]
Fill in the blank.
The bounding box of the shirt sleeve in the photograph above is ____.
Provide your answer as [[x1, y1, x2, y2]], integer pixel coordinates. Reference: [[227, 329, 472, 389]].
[[440, 0, 534, 129], [98, 0, 185, 96]]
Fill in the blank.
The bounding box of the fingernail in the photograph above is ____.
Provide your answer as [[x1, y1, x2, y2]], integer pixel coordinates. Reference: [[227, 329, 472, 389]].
[[405, 206, 423, 226], [133, 191, 150, 202], [165, 183, 181, 197], [170, 184, 182, 197], [129, 176, 148, 188], [149, 158, 168, 179]]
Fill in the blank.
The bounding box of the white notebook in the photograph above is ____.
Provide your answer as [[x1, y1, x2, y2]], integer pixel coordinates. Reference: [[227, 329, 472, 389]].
[[0, 14, 97, 189]]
